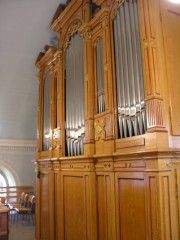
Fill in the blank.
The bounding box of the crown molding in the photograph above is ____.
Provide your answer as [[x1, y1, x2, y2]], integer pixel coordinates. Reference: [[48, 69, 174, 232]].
[[0, 139, 37, 152]]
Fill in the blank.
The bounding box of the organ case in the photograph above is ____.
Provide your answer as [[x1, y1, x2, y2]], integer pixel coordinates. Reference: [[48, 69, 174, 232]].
[[35, 0, 180, 239]]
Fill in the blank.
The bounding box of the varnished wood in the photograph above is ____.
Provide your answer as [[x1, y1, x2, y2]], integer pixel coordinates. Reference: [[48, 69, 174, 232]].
[[34, 0, 180, 239]]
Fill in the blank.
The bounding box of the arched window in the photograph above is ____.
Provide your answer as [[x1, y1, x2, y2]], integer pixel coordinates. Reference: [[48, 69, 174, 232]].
[[0, 172, 8, 198]]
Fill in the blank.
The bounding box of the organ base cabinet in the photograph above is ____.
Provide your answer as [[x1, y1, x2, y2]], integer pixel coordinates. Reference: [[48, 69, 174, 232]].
[[35, 150, 180, 240], [34, 0, 180, 239]]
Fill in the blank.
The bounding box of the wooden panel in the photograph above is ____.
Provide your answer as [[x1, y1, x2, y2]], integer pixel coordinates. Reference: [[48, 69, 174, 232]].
[[146, 175, 159, 240], [97, 175, 107, 240], [40, 173, 50, 240], [160, 175, 172, 239], [96, 174, 116, 240], [161, 1, 180, 135], [54, 172, 61, 240], [116, 137, 145, 150], [63, 175, 86, 240], [116, 174, 147, 240]]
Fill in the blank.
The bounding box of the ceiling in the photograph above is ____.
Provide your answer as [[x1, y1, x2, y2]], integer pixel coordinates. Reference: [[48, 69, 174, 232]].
[[0, 0, 65, 140]]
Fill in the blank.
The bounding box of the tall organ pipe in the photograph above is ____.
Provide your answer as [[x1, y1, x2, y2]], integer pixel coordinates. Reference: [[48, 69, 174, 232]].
[[43, 70, 51, 151], [113, 0, 147, 139], [65, 33, 84, 156], [96, 38, 105, 113]]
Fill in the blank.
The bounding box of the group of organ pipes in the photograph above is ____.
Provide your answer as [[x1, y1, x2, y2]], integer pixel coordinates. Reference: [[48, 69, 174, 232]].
[[35, 0, 180, 239]]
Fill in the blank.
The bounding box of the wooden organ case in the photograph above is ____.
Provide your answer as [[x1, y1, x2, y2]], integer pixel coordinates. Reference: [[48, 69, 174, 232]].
[[35, 0, 180, 239]]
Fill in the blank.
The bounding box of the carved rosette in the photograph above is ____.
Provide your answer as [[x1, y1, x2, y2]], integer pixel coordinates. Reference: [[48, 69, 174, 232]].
[[95, 117, 106, 140], [64, 20, 82, 50]]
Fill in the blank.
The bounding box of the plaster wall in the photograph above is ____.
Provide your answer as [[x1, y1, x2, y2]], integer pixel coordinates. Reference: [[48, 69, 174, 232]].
[[0, 139, 36, 189]]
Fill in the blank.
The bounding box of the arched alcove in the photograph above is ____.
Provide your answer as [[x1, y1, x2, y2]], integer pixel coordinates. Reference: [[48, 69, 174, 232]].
[[0, 159, 20, 187]]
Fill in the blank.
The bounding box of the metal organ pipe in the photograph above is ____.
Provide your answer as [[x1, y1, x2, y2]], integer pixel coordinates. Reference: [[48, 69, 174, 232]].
[[65, 33, 84, 156], [96, 38, 105, 113], [43, 70, 51, 151], [113, 0, 147, 139]]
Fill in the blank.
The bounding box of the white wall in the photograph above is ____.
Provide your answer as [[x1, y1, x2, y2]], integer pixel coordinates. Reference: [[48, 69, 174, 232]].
[[0, 139, 36, 189]]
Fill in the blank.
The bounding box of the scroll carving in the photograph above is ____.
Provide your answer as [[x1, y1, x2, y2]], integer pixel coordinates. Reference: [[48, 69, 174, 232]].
[[64, 20, 82, 50]]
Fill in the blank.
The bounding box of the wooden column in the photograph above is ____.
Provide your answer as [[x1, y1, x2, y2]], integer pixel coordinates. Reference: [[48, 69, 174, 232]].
[[35, 162, 41, 240], [37, 161, 55, 240], [52, 160, 61, 240], [80, 25, 95, 155], [51, 51, 63, 157], [36, 70, 43, 154], [138, 0, 167, 133]]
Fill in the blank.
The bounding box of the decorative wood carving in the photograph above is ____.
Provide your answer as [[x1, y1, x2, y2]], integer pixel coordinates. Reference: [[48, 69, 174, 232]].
[[52, 127, 61, 149], [81, 26, 92, 40], [95, 117, 106, 140], [63, 20, 82, 50]]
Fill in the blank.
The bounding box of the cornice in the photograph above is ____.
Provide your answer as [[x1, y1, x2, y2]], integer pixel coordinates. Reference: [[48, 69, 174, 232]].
[[0, 139, 37, 152]]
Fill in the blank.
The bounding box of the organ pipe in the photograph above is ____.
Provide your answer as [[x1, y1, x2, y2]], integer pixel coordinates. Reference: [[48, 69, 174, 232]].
[[113, 0, 147, 139], [65, 33, 84, 156], [96, 38, 105, 113], [43, 70, 51, 150]]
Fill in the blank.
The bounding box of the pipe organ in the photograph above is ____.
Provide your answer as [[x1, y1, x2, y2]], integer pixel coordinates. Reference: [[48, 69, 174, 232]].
[[113, 0, 147, 138], [35, 0, 180, 239]]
